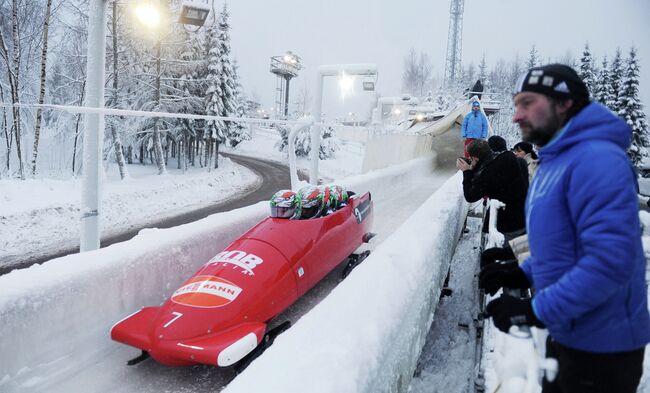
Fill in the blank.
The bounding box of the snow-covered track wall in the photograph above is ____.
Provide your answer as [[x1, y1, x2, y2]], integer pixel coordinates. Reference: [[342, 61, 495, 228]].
[[0, 156, 439, 390], [223, 172, 468, 393], [361, 102, 469, 173]]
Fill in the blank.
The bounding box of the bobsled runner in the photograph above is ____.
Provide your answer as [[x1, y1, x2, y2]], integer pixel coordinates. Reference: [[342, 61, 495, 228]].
[[111, 192, 374, 367]]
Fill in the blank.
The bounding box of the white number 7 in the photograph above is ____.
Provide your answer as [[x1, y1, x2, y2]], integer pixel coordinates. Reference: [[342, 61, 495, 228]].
[[164, 312, 183, 328]]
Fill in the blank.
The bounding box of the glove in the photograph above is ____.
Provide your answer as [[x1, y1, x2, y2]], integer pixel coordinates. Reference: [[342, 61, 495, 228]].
[[486, 294, 545, 333], [480, 247, 516, 268], [478, 261, 530, 296]]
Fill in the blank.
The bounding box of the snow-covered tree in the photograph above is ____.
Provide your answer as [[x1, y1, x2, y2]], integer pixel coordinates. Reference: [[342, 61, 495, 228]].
[[594, 56, 615, 107], [275, 125, 340, 159], [202, 4, 237, 165], [608, 49, 624, 113], [204, 18, 227, 170], [618, 48, 649, 167], [402, 48, 433, 97], [526, 45, 540, 69], [228, 59, 248, 147], [478, 54, 489, 88], [578, 43, 596, 99]]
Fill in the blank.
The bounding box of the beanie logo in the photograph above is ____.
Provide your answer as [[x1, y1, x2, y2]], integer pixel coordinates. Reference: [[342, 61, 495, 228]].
[[528, 76, 540, 85], [542, 76, 554, 86], [554, 81, 570, 93]]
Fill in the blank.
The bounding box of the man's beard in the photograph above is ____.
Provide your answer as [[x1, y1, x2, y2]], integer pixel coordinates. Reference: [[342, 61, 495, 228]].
[[520, 105, 563, 147]]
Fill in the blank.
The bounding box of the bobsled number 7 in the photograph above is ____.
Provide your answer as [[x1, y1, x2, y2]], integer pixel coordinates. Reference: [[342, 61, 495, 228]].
[[111, 192, 374, 368]]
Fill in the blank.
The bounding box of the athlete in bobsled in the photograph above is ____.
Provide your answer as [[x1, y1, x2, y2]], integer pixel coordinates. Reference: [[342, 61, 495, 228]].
[[111, 184, 373, 369]]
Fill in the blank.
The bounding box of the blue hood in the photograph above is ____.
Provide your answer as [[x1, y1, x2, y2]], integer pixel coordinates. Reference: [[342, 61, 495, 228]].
[[539, 102, 631, 161]]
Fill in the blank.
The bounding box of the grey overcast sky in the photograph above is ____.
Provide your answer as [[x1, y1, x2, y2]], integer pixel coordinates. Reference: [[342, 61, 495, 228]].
[[226, 0, 650, 120]]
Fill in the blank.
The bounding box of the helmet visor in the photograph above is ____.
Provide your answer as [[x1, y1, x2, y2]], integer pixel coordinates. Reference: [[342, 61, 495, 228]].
[[270, 205, 295, 219], [300, 206, 321, 219]]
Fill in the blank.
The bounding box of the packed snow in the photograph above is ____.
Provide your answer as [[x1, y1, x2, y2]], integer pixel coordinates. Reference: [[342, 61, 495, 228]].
[[408, 216, 482, 393], [222, 125, 364, 181], [0, 156, 259, 272]]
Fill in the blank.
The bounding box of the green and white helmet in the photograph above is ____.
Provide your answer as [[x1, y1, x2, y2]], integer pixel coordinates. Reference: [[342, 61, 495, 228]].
[[329, 184, 349, 207], [295, 186, 325, 219], [270, 189, 297, 218]]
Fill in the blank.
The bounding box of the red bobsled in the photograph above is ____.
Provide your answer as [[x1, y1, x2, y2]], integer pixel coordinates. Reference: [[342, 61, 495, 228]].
[[111, 192, 373, 367]]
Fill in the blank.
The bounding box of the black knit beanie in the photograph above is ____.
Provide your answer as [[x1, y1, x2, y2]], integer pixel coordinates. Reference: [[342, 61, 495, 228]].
[[488, 135, 507, 152], [514, 64, 590, 102]]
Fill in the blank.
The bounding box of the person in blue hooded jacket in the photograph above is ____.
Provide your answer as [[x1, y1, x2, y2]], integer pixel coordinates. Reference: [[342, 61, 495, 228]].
[[479, 64, 650, 393], [461, 101, 489, 157]]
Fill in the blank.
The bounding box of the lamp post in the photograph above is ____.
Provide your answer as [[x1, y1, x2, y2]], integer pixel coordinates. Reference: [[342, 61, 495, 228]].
[[270, 51, 302, 119], [310, 64, 377, 184], [80, 0, 209, 252], [80, 0, 108, 252]]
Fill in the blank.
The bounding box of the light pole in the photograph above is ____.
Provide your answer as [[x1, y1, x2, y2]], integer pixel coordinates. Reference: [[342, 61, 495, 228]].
[[80, 0, 209, 252], [270, 51, 302, 119], [310, 64, 377, 184], [80, 0, 108, 252]]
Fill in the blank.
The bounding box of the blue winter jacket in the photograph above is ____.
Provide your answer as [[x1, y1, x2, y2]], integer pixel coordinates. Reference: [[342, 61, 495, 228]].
[[461, 109, 488, 139], [521, 102, 650, 353]]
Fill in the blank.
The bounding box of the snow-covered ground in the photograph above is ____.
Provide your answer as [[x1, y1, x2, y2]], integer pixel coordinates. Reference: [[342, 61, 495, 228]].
[[408, 216, 482, 393], [0, 156, 258, 271], [222, 126, 365, 182], [1, 126, 365, 273]]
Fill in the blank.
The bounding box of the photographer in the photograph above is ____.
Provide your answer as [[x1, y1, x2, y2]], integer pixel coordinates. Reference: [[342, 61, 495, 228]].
[[456, 139, 528, 241]]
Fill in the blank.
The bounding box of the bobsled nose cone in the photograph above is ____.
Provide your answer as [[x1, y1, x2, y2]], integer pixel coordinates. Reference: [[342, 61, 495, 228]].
[[111, 307, 158, 351]]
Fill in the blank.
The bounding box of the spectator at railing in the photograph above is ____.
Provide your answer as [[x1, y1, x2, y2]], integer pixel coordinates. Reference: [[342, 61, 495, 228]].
[[480, 64, 650, 393], [456, 139, 528, 242], [513, 141, 539, 182], [489, 135, 529, 190]]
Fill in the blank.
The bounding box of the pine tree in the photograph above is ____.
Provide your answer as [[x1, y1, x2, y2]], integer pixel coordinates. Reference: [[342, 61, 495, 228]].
[[618, 48, 649, 167], [478, 54, 488, 88], [526, 45, 540, 69], [204, 19, 226, 170], [608, 49, 624, 113], [228, 59, 248, 147], [595, 56, 614, 107], [578, 43, 596, 99], [215, 4, 237, 158]]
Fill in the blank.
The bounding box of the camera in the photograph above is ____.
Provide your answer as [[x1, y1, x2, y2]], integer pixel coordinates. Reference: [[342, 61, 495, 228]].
[[457, 157, 472, 164]]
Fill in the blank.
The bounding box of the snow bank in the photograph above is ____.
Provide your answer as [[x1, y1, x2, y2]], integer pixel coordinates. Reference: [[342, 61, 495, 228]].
[[0, 203, 268, 387], [362, 134, 435, 173], [0, 157, 438, 389], [223, 172, 467, 393], [0, 157, 258, 270]]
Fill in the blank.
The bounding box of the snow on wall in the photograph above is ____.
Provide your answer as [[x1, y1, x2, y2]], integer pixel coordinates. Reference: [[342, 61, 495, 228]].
[[361, 134, 435, 173], [0, 203, 268, 385], [0, 157, 438, 387], [223, 172, 467, 393]]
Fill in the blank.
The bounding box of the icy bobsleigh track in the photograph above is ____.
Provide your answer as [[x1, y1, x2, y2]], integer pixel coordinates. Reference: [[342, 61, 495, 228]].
[[0, 157, 467, 393]]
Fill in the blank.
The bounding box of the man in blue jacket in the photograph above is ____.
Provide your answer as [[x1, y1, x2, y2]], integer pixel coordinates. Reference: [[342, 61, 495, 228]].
[[461, 101, 489, 157], [479, 64, 650, 393]]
